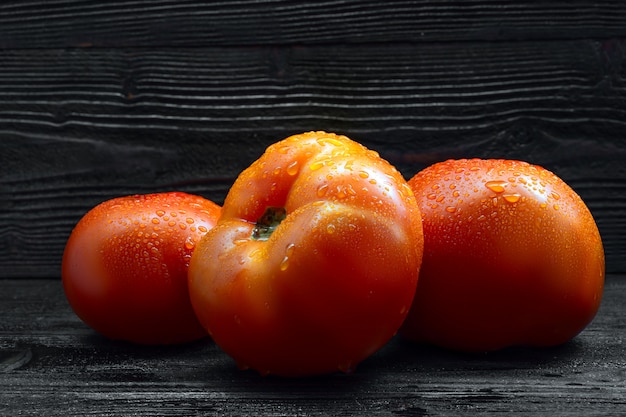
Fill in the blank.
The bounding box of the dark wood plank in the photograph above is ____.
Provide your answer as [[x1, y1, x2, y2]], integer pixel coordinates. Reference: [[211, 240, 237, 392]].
[[1, 40, 625, 277], [0, 0, 625, 49], [0, 276, 624, 415]]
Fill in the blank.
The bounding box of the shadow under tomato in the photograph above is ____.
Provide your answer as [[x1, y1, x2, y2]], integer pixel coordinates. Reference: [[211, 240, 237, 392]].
[[361, 335, 586, 373]]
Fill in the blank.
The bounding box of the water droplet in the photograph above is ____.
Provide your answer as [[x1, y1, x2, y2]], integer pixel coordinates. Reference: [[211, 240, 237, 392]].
[[540, 203, 547, 208], [503, 193, 521, 203], [445, 206, 457, 213], [168, 221, 176, 227], [273, 167, 281, 176], [553, 204, 560, 211], [186, 217, 195, 224], [427, 193, 437, 200], [279, 256, 290, 271], [286, 160, 299, 176], [184, 237, 195, 250], [151, 218, 160, 225], [449, 184, 456, 190], [551, 191, 561, 200], [179, 223, 187, 230], [485, 180, 507, 193], [317, 184, 328, 197], [309, 160, 325, 171], [326, 224, 336, 234], [316, 137, 343, 147], [198, 225, 208, 233], [156, 210, 165, 217], [358, 170, 369, 179]]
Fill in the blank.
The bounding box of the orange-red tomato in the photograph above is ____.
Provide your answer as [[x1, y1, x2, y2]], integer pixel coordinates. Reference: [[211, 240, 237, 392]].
[[62, 192, 221, 344], [400, 159, 605, 351], [188, 131, 423, 376]]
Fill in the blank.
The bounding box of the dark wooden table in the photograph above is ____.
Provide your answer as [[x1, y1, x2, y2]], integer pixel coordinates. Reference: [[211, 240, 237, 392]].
[[1, 276, 624, 416], [1, 1, 625, 415]]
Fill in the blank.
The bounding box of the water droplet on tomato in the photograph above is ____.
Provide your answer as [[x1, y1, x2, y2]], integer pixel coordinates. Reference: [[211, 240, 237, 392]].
[[485, 180, 507, 193], [156, 210, 165, 217], [317, 184, 328, 197], [286, 160, 299, 176], [316, 136, 343, 147], [358, 170, 369, 179], [553, 204, 560, 211], [309, 160, 326, 171], [551, 191, 561, 200], [184, 237, 195, 250], [445, 206, 457, 213], [151, 218, 160, 225], [279, 256, 290, 271], [503, 193, 521, 203], [326, 224, 336, 234]]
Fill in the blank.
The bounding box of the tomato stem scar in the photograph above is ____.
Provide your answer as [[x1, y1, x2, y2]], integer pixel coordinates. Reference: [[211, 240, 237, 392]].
[[251, 207, 287, 241]]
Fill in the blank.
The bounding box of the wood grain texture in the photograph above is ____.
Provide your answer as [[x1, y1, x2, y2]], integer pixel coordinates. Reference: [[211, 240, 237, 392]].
[[0, 0, 625, 48], [1, 39, 625, 277], [0, 276, 624, 416]]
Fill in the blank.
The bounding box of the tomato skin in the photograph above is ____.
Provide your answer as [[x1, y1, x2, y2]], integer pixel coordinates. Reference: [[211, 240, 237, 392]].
[[188, 131, 424, 376], [400, 159, 605, 352], [62, 192, 221, 344]]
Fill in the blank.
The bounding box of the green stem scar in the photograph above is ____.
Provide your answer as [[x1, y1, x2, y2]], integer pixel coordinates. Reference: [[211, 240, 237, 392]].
[[251, 207, 287, 241]]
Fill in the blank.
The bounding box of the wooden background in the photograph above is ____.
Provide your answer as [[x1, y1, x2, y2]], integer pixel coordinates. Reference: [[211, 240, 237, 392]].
[[1, 2, 625, 416], [1, 0, 625, 278]]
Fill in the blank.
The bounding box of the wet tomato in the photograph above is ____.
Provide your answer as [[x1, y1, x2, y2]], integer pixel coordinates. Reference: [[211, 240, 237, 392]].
[[400, 159, 604, 351], [188, 131, 424, 376], [62, 192, 221, 344]]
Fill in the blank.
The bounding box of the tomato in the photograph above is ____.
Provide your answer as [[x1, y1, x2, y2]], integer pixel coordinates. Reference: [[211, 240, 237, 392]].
[[62, 192, 221, 344], [188, 131, 423, 376], [400, 159, 605, 352]]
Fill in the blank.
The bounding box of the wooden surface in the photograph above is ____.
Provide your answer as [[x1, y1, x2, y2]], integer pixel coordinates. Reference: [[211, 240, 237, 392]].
[[1, 275, 624, 416], [1, 2, 625, 415], [0, 1, 625, 277]]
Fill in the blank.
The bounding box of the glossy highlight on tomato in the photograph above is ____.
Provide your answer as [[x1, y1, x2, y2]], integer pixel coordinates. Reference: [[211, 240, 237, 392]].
[[188, 131, 424, 376], [62, 192, 221, 344], [400, 159, 605, 352]]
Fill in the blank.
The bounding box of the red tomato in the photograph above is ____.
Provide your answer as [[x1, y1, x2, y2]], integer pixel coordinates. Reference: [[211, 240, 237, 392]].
[[62, 192, 221, 344], [400, 159, 605, 351], [188, 131, 423, 376]]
